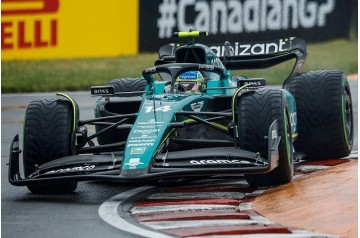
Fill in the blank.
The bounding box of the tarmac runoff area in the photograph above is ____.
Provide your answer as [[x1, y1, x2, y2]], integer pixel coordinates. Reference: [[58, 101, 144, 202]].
[[99, 156, 358, 238]]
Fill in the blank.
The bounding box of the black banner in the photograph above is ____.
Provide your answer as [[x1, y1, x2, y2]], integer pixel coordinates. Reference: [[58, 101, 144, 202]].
[[139, 0, 353, 52]]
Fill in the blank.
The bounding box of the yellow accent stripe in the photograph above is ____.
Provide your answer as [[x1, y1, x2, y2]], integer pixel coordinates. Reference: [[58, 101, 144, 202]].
[[153, 129, 175, 157], [183, 119, 195, 124], [292, 133, 298, 139], [56, 93, 76, 131], [232, 85, 251, 122], [177, 31, 208, 38], [210, 122, 228, 131], [177, 78, 203, 82], [182, 119, 227, 131]]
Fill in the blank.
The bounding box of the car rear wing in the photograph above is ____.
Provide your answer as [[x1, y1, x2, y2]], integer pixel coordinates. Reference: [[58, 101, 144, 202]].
[[210, 37, 306, 66], [158, 37, 307, 83]]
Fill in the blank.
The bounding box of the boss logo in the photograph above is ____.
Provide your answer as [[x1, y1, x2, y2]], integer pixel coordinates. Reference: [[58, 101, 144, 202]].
[[244, 81, 262, 86], [91, 86, 114, 95], [94, 89, 109, 94], [238, 79, 266, 87]]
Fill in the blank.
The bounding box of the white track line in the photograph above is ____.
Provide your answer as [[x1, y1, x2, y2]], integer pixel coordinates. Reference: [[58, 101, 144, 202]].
[[131, 204, 237, 215], [347, 151, 358, 158], [149, 192, 245, 200], [238, 202, 252, 211], [296, 165, 330, 173], [245, 189, 266, 197], [189, 232, 338, 238], [98, 186, 175, 238], [142, 219, 273, 230]]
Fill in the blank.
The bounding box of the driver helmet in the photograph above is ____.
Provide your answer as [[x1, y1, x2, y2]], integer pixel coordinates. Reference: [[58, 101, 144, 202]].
[[176, 71, 204, 92]]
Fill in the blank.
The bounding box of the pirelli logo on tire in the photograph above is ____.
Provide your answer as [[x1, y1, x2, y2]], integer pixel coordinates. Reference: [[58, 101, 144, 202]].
[[1, 0, 138, 60]]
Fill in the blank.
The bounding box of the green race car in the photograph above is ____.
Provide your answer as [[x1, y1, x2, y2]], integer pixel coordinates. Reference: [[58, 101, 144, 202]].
[[9, 31, 353, 193]]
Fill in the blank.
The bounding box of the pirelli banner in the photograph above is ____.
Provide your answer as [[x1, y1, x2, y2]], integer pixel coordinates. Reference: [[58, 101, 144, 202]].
[[139, 0, 353, 51], [1, 0, 138, 60]]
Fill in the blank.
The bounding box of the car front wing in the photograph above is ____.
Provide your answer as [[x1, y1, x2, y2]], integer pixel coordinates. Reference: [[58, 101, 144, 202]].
[[8, 120, 280, 186]]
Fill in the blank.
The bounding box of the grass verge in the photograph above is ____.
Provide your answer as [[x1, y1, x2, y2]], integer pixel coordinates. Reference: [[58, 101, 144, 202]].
[[1, 40, 357, 93]]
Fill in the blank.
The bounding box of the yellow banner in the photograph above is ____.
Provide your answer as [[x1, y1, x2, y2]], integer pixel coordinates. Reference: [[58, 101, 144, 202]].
[[1, 0, 138, 60]]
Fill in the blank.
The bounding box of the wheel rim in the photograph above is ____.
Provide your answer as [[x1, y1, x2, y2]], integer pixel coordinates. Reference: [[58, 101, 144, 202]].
[[284, 111, 294, 173], [344, 86, 353, 146]]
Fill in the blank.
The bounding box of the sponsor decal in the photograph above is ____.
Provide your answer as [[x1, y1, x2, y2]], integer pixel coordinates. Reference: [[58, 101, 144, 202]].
[[138, 119, 164, 125], [12, 140, 20, 150], [168, 65, 182, 69], [272, 129, 278, 139], [178, 71, 198, 80], [244, 81, 262, 86], [99, 104, 105, 111], [130, 135, 157, 139], [190, 101, 204, 112], [125, 158, 144, 169], [198, 64, 215, 70], [133, 129, 161, 134], [137, 125, 156, 129], [127, 143, 154, 147], [45, 165, 95, 174], [190, 159, 251, 165], [290, 112, 297, 128], [238, 79, 266, 87], [127, 132, 156, 147], [91, 86, 114, 95], [294, 62, 304, 73], [93, 89, 110, 94], [210, 38, 290, 57], [3, 0, 138, 60], [130, 147, 146, 154], [129, 139, 156, 143], [2, 0, 59, 51], [144, 66, 157, 74]]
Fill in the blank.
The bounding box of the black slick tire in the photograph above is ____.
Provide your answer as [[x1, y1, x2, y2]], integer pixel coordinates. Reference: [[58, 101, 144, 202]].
[[238, 89, 294, 188], [23, 99, 77, 194], [286, 70, 353, 160], [107, 78, 146, 97]]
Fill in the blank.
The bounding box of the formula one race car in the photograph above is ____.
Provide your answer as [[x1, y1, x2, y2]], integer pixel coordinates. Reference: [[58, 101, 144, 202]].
[[8, 31, 353, 193]]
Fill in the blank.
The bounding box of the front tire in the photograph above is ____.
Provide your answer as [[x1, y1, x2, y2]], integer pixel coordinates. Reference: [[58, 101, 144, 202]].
[[286, 70, 353, 160], [238, 89, 294, 188], [23, 99, 77, 194]]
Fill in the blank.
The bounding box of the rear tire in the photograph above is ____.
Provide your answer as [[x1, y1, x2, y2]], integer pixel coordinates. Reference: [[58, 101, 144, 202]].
[[96, 78, 146, 145], [286, 70, 353, 160], [107, 78, 146, 97], [238, 89, 294, 188], [23, 99, 77, 194]]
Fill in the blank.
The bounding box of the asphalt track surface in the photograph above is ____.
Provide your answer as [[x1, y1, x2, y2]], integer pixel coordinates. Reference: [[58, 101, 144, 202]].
[[1, 80, 358, 238]]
